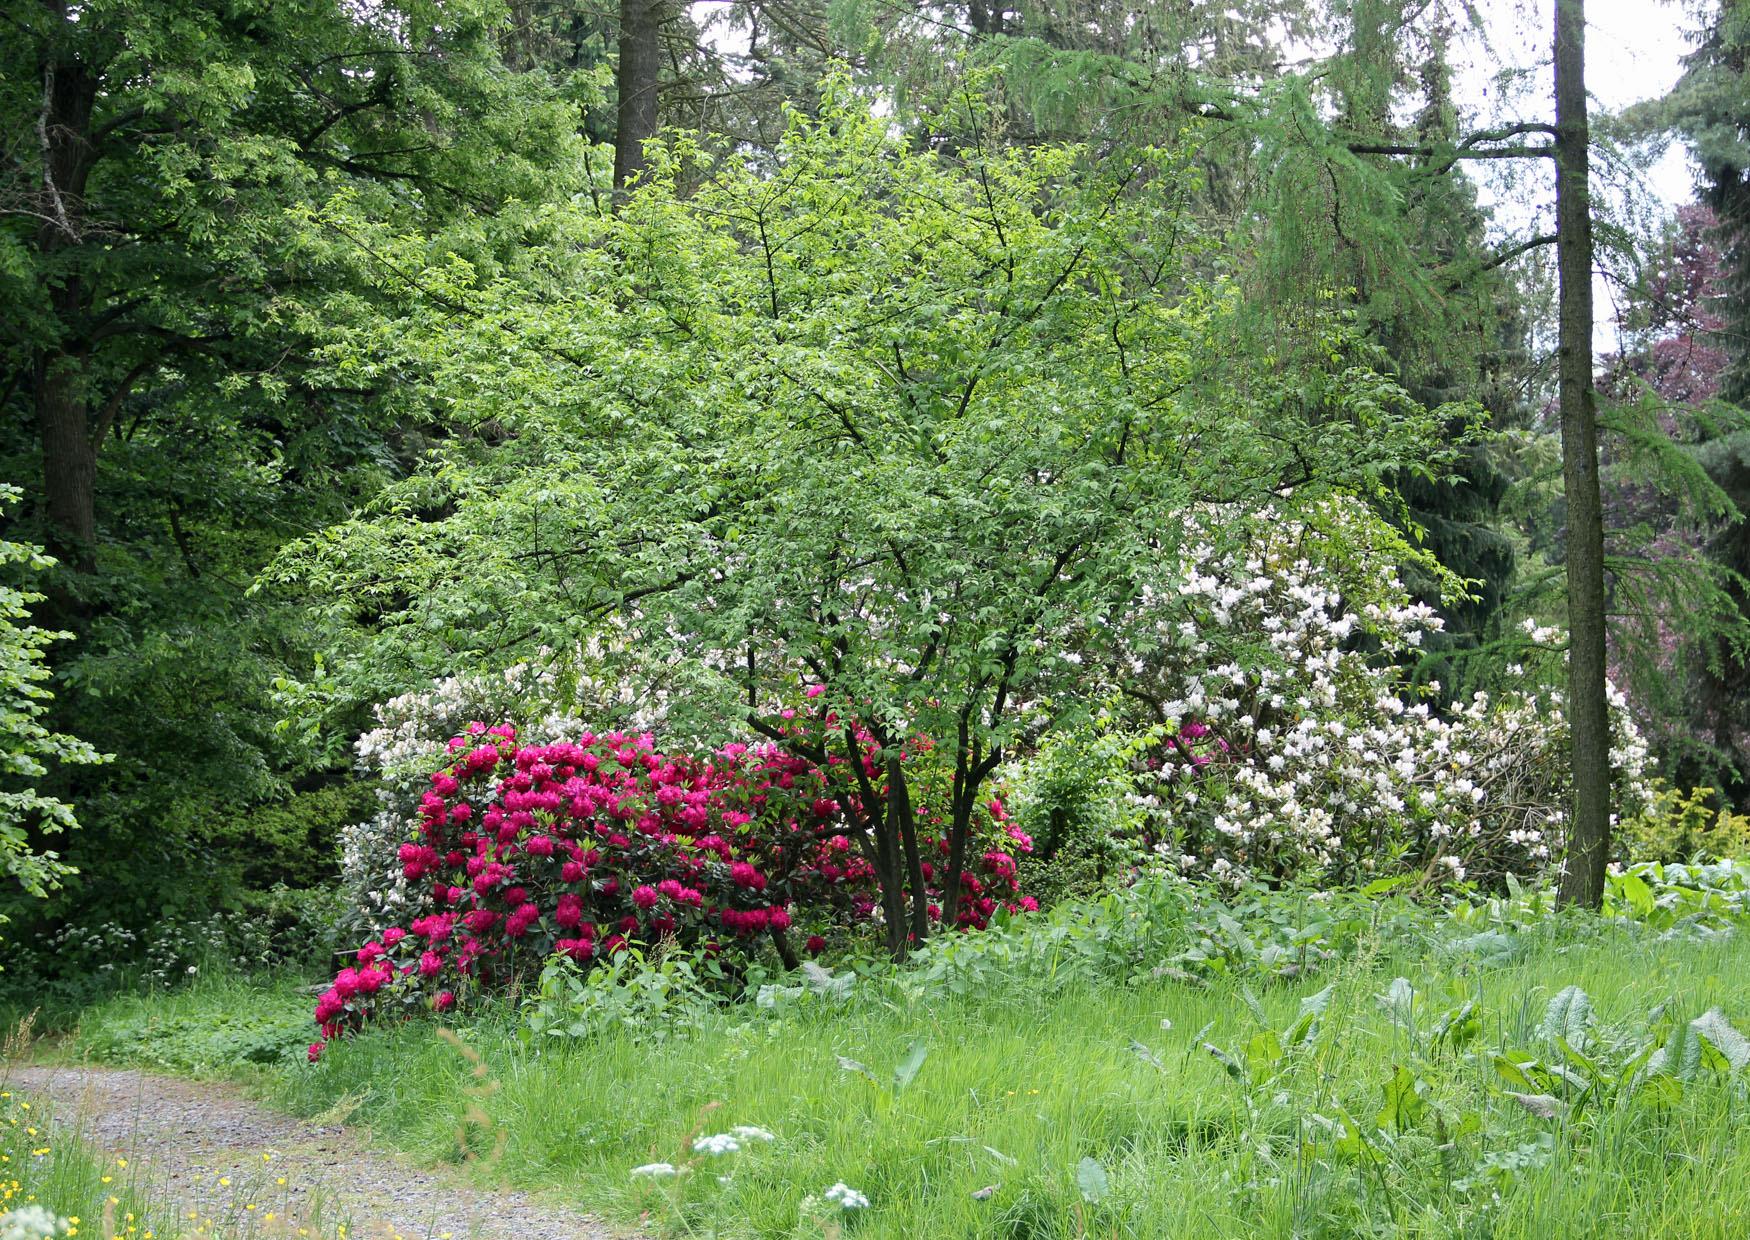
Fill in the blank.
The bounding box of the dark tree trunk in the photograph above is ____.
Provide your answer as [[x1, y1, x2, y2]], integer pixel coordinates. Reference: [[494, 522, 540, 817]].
[[876, 802, 909, 959], [769, 924, 800, 971], [613, 0, 663, 191], [843, 726, 911, 960], [940, 787, 972, 927], [34, 354, 96, 559], [32, 29, 101, 568], [1552, 0, 1611, 909], [887, 757, 932, 944]]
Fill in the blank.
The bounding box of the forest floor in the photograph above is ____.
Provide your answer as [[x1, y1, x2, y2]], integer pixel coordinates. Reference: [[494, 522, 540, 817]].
[[13, 879, 1750, 1238], [2, 1064, 631, 1240]]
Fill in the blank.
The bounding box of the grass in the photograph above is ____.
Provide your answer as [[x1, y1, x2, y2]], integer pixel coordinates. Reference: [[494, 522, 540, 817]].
[[29, 887, 1750, 1239], [0, 1078, 361, 1240], [2, 1077, 183, 1240]]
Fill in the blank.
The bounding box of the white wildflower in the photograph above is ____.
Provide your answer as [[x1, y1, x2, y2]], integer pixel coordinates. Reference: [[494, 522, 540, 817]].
[[824, 1183, 871, 1209]]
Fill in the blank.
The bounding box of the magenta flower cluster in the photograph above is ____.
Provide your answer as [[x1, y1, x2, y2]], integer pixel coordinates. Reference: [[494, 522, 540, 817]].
[[313, 720, 1031, 1049]]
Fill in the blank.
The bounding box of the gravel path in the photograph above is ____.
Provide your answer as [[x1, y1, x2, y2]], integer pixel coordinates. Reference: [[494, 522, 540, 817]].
[[2, 1064, 632, 1240]]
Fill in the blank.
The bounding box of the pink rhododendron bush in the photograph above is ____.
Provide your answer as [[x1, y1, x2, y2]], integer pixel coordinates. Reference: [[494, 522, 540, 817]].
[[314, 719, 1032, 1048]]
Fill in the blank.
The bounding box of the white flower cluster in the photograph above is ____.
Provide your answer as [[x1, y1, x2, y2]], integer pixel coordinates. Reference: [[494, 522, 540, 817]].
[[692, 1125, 776, 1156], [630, 1162, 683, 1178], [0, 1206, 73, 1240], [338, 644, 666, 932], [824, 1182, 871, 1209], [1126, 504, 1657, 888]]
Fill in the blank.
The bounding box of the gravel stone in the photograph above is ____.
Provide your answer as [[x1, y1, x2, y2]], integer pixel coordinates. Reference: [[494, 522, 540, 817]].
[[3, 1065, 635, 1240]]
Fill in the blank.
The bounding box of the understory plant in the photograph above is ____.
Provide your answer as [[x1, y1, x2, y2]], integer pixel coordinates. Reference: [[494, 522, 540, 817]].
[[312, 720, 1033, 1050], [1004, 501, 1660, 891]]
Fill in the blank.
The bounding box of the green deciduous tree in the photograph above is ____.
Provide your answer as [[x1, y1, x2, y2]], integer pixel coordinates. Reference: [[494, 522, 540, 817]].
[[275, 84, 1454, 951], [0, 0, 587, 940], [0, 485, 105, 916]]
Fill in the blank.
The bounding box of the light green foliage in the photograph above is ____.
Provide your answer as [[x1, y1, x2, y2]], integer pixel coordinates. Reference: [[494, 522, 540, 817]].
[[1004, 717, 1161, 905], [525, 947, 729, 1044], [276, 82, 1453, 837], [79, 1004, 313, 1072], [0, 486, 105, 909], [1621, 782, 1750, 863]]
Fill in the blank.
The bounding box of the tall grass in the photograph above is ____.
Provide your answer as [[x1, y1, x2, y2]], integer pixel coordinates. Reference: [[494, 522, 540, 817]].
[[58, 917, 1737, 1238]]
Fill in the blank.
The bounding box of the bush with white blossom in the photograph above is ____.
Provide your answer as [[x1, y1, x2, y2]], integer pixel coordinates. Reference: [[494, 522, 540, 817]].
[[1080, 502, 1657, 889], [337, 648, 668, 934]]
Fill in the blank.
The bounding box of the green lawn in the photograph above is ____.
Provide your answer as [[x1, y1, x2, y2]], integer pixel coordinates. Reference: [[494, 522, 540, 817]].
[[46, 884, 1750, 1239]]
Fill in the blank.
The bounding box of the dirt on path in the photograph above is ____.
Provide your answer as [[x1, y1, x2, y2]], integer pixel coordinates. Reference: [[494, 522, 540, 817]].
[[2, 1064, 632, 1240]]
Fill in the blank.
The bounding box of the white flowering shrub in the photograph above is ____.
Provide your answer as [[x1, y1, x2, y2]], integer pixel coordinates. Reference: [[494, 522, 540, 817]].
[[1109, 502, 1656, 889], [337, 649, 669, 934]]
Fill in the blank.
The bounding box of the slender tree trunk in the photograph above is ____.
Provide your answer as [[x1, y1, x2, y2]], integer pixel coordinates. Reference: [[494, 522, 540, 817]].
[[613, 0, 662, 191], [1553, 0, 1611, 909], [843, 726, 910, 960], [888, 757, 933, 944], [940, 790, 972, 927], [873, 795, 909, 960], [33, 29, 100, 569], [768, 924, 800, 971]]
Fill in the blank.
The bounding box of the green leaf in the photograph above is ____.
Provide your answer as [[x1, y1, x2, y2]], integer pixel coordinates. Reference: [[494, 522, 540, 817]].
[[1493, 1054, 1540, 1093], [1538, 986, 1593, 1044], [1505, 1091, 1566, 1121], [1635, 1071, 1684, 1108], [1377, 977, 1417, 1022], [1376, 1065, 1427, 1132], [1076, 1156, 1109, 1203], [1245, 1029, 1285, 1080], [837, 1055, 880, 1087], [894, 1040, 929, 1092], [1614, 872, 1656, 918], [1128, 1039, 1166, 1072], [1204, 1041, 1246, 1081], [1682, 1009, 1750, 1077]]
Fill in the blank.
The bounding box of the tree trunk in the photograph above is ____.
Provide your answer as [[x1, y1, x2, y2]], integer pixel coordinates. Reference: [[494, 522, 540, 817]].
[[33, 31, 100, 568], [1553, 0, 1611, 909], [940, 788, 972, 927], [613, 0, 662, 191], [768, 924, 800, 971], [887, 757, 933, 944], [34, 353, 97, 560], [873, 791, 910, 960]]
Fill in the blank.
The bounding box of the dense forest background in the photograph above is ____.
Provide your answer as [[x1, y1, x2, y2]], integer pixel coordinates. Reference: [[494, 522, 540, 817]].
[[5, 0, 1750, 987]]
